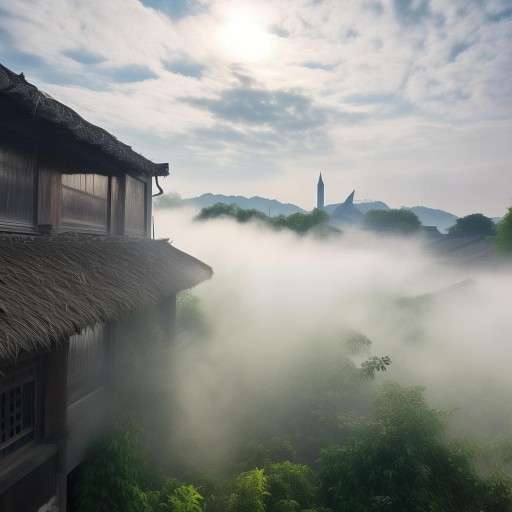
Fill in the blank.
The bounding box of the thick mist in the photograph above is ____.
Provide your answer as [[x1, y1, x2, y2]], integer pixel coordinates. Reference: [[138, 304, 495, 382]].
[[155, 207, 512, 468]]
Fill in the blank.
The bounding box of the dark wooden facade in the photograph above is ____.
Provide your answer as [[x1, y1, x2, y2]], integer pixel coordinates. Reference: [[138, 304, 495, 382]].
[[0, 64, 201, 512], [0, 125, 152, 238]]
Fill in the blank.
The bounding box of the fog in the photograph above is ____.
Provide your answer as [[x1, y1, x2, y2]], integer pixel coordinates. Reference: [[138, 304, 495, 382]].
[[154, 207, 512, 468]]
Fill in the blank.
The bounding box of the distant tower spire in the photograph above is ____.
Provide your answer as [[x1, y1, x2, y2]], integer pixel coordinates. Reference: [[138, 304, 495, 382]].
[[317, 172, 324, 210]]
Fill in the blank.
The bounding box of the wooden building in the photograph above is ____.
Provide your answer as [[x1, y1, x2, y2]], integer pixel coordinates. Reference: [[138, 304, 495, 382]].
[[0, 63, 212, 511]]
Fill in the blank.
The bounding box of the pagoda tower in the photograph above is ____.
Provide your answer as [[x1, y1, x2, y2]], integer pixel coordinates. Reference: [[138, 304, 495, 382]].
[[317, 172, 324, 210]]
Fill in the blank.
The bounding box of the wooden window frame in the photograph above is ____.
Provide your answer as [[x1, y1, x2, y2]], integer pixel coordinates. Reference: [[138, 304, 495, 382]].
[[0, 360, 43, 465]]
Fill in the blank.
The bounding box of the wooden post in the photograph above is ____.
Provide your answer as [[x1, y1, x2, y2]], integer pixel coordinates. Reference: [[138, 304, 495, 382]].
[[110, 175, 126, 235], [37, 153, 63, 229], [43, 342, 70, 511]]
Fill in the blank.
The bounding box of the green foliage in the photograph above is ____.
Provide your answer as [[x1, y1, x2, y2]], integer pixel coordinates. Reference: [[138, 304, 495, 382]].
[[492, 206, 512, 256], [344, 331, 372, 356], [480, 472, 512, 512], [195, 202, 329, 235], [71, 296, 512, 512], [73, 424, 147, 512], [360, 356, 392, 379], [153, 192, 185, 210], [271, 500, 300, 512], [231, 439, 298, 473], [196, 202, 266, 224], [364, 209, 421, 234], [165, 485, 205, 512], [265, 462, 318, 511], [268, 209, 329, 234], [317, 382, 512, 512], [227, 469, 270, 512], [447, 213, 496, 236], [176, 291, 211, 340]]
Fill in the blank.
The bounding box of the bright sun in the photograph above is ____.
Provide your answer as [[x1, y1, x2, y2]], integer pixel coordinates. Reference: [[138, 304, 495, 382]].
[[218, 13, 275, 63]]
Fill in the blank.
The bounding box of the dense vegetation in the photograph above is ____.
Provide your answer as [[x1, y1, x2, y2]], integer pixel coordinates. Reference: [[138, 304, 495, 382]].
[[493, 207, 512, 257], [363, 209, 421, 234], [70, 296, 512, 512], [154, 192, 186, 210], [448, 213, 496, 236], [195, 202, 329, 235]]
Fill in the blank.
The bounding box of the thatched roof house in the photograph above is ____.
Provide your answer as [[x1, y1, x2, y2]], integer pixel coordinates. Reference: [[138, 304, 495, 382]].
[[0, 62, 212, 512]]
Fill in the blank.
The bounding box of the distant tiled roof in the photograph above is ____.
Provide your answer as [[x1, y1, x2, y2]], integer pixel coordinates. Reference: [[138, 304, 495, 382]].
[[0, 62, 168, 177], [426, 235, 498, 264], [0, 234, 212, 360]]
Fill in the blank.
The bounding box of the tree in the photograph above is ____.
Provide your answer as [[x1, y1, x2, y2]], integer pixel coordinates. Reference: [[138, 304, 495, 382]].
[[153, 192, 185, 210], [318, 382, 512, 512], [265, 462, 318, 511], [227, 469, 269, 512], [269, 208, 329, 234], [447, 213, 496, 236], [493, 207, 512, 256], [196, 203, 329, 235], [195, 202, 239, 220], [363, 209, 421, 234]]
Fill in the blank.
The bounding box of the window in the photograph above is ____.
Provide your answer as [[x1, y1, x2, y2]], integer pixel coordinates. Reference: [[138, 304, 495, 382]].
[[0, 366, 37, 460], [61, 172, 109, 232]]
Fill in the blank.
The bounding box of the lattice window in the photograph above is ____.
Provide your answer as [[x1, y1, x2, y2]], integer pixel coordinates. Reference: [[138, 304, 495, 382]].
[[0, 366, 36, 460]]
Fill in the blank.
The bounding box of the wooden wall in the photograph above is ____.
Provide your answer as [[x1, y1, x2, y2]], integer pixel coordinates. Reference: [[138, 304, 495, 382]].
[[37, 152, 63, 229], [0, 130, 36, 231], [0, 457, 56, 512], [125, 174, 147, 236]]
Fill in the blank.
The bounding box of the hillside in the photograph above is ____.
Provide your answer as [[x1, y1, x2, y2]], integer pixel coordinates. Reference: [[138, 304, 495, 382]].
[[325, 201, 456, 232], [156, 193, 460, 232], [324, 201, 390, 215], [186, 193, 306, 216], [405, 206, 458, 233]]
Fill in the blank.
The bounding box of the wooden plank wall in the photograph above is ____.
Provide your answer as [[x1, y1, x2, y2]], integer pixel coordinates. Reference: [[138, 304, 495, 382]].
[[0, 131, 36, 229], [37, 152, 63, 229], [110, 175, 126, 235], [125, 174, 146, 236]]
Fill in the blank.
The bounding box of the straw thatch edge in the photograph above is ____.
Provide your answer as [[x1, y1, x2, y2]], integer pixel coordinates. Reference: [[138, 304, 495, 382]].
[[0, 233, 212, 360], [0, 62, 168, 177]]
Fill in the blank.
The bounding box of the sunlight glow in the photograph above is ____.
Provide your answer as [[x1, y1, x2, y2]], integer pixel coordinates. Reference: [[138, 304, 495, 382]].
[[218, 13, 275, 63]]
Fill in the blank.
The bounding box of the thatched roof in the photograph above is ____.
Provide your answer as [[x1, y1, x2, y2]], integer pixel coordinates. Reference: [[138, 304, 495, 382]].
[[426, 234, 498, 265], [0, 234, 212, 360], [0, 62, 168, 177]]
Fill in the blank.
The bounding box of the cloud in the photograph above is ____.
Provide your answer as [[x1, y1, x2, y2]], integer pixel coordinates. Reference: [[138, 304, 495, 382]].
[[189, 87, 328, 131], [139, 0, 206, 20], [163, 59, 205, 77], [392, 0, 434, 25], [0, 0, 511, 215], [107, 65, 158, 83], [64, 49, 105, 65]]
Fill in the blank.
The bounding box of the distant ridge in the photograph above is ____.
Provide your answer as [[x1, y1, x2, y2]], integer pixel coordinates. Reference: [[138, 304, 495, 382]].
[[325, 202, 457, 232], [159, 193, 462, 232], [186, 193, 306, 216], [324, 201, 390, 215], [405, 206, 457, 233]]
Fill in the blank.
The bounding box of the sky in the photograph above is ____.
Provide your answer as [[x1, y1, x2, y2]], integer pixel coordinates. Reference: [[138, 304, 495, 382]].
[[1, 0, 511, 217]]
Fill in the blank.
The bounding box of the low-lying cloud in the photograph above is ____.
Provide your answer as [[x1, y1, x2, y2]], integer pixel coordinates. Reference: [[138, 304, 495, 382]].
[[155, 208, 512, 467]]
